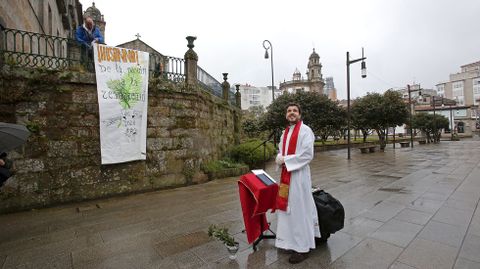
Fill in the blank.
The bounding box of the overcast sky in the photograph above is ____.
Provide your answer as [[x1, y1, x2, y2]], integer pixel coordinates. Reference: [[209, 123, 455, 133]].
[[83, 0, 479, 100]]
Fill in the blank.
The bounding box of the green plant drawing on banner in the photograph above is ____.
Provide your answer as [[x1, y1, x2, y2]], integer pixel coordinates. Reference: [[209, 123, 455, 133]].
[[107, 68, 143, 109]]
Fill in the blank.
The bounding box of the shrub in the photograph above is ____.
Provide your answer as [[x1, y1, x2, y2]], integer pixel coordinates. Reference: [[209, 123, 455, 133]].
[[202, 159, 245, 174], [229, 139, 276, 168]]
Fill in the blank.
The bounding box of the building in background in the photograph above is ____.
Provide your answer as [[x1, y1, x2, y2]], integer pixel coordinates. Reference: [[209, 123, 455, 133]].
[[238, 84, 279, 110], [324, 77, 337, 101], [279, 49, 326, 96], [435, 60, 480, 133], [0, 0, 83, 39]]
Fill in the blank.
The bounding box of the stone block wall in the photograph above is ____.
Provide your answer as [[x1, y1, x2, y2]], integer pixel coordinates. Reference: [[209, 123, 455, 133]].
[[0, 67, 240, 213]]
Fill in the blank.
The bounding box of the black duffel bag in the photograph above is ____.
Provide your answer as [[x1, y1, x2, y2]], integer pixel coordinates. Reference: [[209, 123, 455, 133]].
[[312, 189, 345, 240]]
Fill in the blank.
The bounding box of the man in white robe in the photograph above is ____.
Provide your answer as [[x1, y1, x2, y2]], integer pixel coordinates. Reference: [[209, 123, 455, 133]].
[[275, 103, 320, 264]]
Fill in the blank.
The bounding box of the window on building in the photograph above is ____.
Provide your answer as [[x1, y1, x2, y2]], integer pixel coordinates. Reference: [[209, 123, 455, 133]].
[[38, 0, 44, 28], [473, 78, 480, 106], [457, 122, 465, 133], [455, 96, 465, 106], [48, 4, 52, 35]]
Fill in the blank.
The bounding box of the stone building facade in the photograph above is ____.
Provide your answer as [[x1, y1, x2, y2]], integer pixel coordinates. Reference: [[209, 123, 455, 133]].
[[279, 49, 328, 97], [0, 0, 83, 38], [117, 37, 167, 78], [324, 76, 337, 101], [435, 61, 480, 133]]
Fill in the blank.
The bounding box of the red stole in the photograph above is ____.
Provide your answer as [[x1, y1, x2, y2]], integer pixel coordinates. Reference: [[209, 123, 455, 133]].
[[276, 121, 302, 211]]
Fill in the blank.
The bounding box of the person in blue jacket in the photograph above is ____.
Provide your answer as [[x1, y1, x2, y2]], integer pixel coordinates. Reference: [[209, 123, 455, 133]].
[[75, 16, 104, 49]]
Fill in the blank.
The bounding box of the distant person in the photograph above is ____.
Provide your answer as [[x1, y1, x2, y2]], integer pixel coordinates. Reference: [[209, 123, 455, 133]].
[[0, 152, 13, 187], [75, 16, 104, 49], [274, 103, 320, 264]]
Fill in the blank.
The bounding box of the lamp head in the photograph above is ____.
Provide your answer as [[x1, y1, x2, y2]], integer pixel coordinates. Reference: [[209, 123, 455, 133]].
[[361, 61, 367, 78], [264, 50, 269, 59]]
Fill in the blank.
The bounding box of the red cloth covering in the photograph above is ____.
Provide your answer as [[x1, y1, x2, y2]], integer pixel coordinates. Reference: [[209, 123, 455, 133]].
[[238, 173, 278, 244]]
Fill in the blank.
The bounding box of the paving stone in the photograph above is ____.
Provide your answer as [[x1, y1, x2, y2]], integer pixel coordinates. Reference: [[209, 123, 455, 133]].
[[444, 198, 479, 211], [418, 220, 467, 248], [3, 252, 72, 269], [458, 233, 480, 263], [310, 231, 363, 265], [342, 217, 384, 238], [154, 231, 211, 257], [432, 206, 474, 228], [397, 238, 458, 269], [468, 216, 480, 237], [361, 201, 405, 222], [328, 238, 403, 269], [369, 219, 423, 247], [408, 198, 445, 213], [449, 191, 480, 204], [394, 208, 433, 225], [385, 191, 425, 206], [389, 261, 417, 269], [454, 258, 480, 269], [420, 191, 449, 201]]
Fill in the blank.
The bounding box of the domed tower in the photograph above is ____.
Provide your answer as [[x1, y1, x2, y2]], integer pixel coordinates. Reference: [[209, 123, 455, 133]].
[[307, 48, 325, 94], [307, 48, 322, 81], [84, 2, 106, 42], [292, 68, 302, 81]]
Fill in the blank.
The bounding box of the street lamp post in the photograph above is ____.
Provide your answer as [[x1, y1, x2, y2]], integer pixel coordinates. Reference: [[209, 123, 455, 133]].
[[263, 40, 275, 101], [433, 96, 437, 143], [407, 85, 414, 148], [346, 48, 367, 160], [450, 105, 454, 139]]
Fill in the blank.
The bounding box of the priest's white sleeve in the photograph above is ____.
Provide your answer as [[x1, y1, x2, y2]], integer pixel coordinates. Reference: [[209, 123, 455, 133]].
[[283, 126, 314, 172], [275, 131, 285, 171]]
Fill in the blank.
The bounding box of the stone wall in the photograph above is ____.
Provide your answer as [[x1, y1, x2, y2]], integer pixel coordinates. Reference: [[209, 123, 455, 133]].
[[0, 67, 240, 213]]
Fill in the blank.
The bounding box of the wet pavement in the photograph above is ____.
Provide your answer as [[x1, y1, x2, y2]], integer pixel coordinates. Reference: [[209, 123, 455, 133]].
[[1, 139, 480, 269]]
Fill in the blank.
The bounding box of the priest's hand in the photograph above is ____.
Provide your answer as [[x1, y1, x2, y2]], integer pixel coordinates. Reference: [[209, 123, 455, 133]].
[[275, 154, 284, 165]]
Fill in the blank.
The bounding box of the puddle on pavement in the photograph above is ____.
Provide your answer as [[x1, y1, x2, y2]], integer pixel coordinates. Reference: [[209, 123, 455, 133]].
[[378, 187, 404, 193], [154, 231, 210, 257]]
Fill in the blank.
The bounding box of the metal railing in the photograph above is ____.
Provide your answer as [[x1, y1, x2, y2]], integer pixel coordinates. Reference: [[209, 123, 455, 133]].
[[0, 27, 86, 70], [197, 66, 222, 97], [1, 27, 236, 106], [150, 53, 185, 82]]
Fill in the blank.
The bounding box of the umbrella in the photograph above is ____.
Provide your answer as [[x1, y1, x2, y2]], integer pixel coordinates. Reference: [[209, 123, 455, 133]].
[[0, 122, 31, 153]]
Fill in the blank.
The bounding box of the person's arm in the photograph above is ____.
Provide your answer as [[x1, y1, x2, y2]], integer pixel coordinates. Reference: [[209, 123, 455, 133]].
[[275, 131, 285, 165], [283, 127, 314, 172], [93, 27, 104, 44], [75, 27, 89, 47]]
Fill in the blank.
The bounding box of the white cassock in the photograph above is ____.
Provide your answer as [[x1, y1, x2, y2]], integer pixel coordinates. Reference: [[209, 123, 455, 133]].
[[275, 122, 320, 253]]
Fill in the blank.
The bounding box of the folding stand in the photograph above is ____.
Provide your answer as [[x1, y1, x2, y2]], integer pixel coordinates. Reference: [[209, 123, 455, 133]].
[[252, 217, 276, 251]]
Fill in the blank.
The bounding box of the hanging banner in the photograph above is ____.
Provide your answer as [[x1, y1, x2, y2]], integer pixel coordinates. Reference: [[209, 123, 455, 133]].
[[93, 44, 149, 164]]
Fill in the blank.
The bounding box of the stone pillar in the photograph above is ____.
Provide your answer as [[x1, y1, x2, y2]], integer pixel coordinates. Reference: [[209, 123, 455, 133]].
[[221, 73, 230, 101], [184, 36, 198, 86], [235, 84, 242, 109], [233, 84, 242, 145]]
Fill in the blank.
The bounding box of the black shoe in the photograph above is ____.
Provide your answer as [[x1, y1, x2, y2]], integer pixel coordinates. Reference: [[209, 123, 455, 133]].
[[288, 251, 309, 264], [315, 237, 328, 247]]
